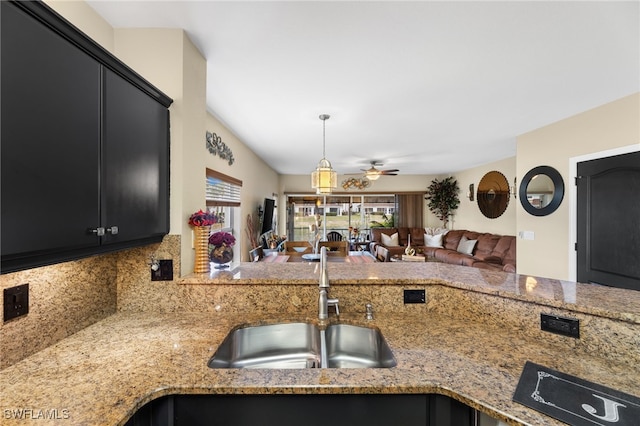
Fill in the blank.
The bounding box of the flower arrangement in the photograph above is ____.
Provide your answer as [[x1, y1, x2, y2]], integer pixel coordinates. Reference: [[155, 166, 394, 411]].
[[209, 231, 235, 267], [188, 209, 220, 227], [209, 231, 236, 247]]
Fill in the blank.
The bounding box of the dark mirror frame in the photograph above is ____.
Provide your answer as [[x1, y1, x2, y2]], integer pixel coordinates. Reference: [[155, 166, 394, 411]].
[[519, 165, 564, 216]]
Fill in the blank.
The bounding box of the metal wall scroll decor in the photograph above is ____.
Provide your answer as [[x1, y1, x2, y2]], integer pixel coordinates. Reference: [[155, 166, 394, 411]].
[[342, 177, 371, 190], [206, 131, 234, 165]]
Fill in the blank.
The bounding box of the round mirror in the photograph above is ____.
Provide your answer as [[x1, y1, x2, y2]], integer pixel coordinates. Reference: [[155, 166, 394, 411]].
[[477, 171, 510, 218], [519, 166, 564, 216]]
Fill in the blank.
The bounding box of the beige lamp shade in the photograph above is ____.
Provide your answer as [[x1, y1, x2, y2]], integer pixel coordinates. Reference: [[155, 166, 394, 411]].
[[311, 158, 337, 194]]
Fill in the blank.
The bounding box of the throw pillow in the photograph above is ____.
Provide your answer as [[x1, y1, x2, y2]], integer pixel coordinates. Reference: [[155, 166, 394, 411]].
[[424, 233, 444, 248], [457, 235, 477, 255], [424, 227, 449, 236], [381, 232, 399, 246]]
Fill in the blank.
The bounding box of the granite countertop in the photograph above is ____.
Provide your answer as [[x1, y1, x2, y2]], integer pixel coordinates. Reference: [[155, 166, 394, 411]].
[[2, 263, 639, 425], [0, 310, 638, 426], [182, 262, 640, 324]]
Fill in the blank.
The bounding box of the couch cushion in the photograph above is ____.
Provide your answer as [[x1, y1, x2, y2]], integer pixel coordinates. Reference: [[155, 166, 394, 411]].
[[462, 231, 482, 242], [425, 227, 449, 236], [422, 246, 441, 257], [371, 228, 397, 243], [424, 233, 444, 248], [503, 263, 516, 273], [439, 250, 474, 266], [442, 229, 465, 250], [381, 232, 399, 246], [475, 255, 503, 264], [457, 236, 477, 255], [472, 261, 503, 271], [397, 228, 409, 246], [409, 228, 425, 246], [491, 235, 516, 265], [501, 236, 517, 267], [474, 233, 501, 259]]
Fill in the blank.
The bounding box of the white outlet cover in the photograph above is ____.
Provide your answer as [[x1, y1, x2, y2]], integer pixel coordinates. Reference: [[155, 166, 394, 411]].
[[519, 231, 535, 240]]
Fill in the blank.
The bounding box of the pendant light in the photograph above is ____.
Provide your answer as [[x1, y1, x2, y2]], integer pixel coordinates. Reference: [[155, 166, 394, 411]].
[[311, 114, 337, 194]]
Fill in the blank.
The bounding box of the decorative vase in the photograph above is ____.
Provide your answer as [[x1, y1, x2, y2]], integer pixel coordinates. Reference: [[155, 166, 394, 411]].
[[210, 244, 234, 269], [193, 225, 211, 273], [405, 234, 416, 256]]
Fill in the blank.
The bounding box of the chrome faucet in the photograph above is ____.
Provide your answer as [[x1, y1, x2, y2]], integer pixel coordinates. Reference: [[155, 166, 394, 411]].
[[318, 247, 339, 319]]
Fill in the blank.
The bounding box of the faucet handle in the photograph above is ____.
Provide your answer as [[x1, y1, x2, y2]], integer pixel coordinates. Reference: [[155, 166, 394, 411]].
[[328, 298, 339, 316], [365, 303, 374, 320]]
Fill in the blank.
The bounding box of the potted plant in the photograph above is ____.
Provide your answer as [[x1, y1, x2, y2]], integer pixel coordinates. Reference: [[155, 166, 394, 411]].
[[369, 213, 395, 228], [425, 177, 460, 228]]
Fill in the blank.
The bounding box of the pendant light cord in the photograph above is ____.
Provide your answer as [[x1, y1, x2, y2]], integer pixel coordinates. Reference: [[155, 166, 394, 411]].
[[320, 114, 330, 159], [322, 118, 326, 158]]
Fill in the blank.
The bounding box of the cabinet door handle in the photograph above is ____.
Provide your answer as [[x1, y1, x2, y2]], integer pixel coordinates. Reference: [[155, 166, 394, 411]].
[[106, 226, 119, 235], [89, 227, 106, 236]]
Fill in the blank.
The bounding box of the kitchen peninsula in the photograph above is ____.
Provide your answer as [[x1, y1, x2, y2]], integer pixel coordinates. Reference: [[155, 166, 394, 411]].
[[1, 262, 639, 425]]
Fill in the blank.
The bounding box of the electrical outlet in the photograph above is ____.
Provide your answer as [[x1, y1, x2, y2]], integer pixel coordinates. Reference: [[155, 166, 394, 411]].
[[403, 289, 425, 304], [4, 283, 29, 322], [541, 313, 580, 338], [151, 260, 174, 281]]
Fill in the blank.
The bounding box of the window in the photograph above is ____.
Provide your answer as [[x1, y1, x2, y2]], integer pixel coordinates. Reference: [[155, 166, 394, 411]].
[[205, 168, 242, 237], [285, 194, 396, 242]]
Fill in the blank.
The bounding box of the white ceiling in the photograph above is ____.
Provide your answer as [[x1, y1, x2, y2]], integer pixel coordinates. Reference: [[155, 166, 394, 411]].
[[86, 0, 639, 176]]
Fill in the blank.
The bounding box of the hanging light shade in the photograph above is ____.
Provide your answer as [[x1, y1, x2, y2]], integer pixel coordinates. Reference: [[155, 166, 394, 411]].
[[311, 114, 337, 194]]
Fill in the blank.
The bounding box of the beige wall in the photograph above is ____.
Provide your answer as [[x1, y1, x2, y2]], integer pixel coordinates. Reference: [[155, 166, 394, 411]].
[[45, 0, 114, 52], [110, 30, 280, 270], [516, 93, 640, 280], [204, 115, 280, 260]]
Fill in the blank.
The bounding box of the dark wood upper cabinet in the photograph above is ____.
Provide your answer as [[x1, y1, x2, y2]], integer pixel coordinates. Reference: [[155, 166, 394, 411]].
[[102, 69, 170, 245], [1, 1, 173, 273]]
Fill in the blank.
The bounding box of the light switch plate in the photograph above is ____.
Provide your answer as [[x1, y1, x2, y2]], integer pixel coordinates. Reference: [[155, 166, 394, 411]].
[[519, 231, 535, 240]]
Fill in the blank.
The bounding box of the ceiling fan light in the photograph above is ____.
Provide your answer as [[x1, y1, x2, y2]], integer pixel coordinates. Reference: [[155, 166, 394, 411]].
[[366, 172, 381, 181]]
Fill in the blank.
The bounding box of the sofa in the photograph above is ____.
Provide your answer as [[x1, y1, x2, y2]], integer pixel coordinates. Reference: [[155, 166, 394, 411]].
[[369, 227, 516, 272]]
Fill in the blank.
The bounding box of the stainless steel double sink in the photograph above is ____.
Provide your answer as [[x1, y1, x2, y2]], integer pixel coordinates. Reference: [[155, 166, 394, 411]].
[[208, 322, 396, 369]]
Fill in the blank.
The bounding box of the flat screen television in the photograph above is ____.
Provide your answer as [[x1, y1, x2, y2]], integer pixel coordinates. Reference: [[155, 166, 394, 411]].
[[260, 198, 275, 236]]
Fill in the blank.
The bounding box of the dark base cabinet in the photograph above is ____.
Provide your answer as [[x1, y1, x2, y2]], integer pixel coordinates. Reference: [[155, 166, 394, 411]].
[[1, 1, 172, 273], [125, 394, 475, 426]]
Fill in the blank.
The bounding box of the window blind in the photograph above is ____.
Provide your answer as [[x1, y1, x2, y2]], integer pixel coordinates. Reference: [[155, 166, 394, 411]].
[[206, 168, 242, 207]]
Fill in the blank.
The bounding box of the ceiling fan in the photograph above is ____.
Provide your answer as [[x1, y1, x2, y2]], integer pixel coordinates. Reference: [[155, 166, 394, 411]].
[[342, 161, 399, 190], [360, 161, 399, 181]]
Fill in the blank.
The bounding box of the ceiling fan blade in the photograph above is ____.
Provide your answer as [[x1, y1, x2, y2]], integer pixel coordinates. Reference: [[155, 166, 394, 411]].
[[380, 169, 399, 174]]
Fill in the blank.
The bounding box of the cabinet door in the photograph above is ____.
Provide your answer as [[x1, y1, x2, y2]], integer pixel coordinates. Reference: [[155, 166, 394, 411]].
[[1, 2, 101, 261], [102, 69, 169, 244], [428, 394, 474, 426]]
